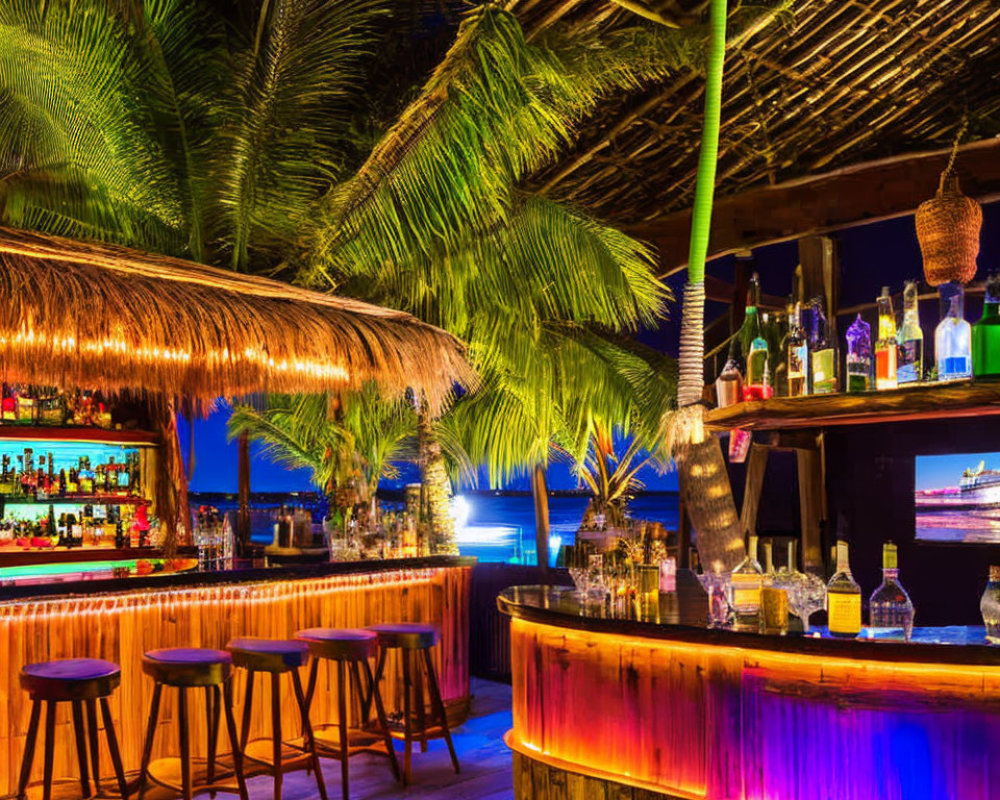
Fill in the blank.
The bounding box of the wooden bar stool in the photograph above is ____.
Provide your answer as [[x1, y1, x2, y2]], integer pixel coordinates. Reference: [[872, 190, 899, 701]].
[[17, 658, 128, 800], [295, 628, 400, 800], [367, 622, 459, 784], [226, 637, 327, 800], [137, 648, 249, 800]]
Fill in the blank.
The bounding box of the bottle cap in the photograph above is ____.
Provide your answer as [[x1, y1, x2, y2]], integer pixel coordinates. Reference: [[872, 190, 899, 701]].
[[882, 541, 898, 570]]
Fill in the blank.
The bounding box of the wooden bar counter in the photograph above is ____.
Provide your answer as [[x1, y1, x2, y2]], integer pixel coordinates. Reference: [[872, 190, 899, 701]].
[[0, 555, 473, 794], [499, 573, 1000, 800]]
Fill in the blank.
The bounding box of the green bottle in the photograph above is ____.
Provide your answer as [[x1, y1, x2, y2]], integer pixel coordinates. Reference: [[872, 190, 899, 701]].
[[973, 273, 1000, 379]]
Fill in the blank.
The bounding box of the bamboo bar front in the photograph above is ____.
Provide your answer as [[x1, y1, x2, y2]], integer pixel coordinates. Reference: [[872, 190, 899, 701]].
[[0, 564, 471, 793]]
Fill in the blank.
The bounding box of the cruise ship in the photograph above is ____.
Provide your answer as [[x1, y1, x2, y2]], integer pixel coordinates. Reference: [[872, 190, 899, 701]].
[[958, 461, 1000, 506]]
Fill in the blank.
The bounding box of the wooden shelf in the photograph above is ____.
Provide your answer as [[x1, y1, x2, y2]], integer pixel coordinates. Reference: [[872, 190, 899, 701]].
[[704, 380, 1000, 431], [0, 426, 157, 445], [1, 494, 148, 505]]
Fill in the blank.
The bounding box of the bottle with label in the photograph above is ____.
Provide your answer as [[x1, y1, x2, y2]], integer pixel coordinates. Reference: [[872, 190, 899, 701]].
[[981, 566, 1000, 644], [730, 533, 764, 632], [808, 298, 837, 393], [845, 313, 873, 392], [936, 282, 972, 380], [786, 302, 808, 397], [868, 542, 914, 641], [896, 280, 923, 384], [827, 540, 862, 638], [973, 273, 1000, 379], [742, 275, 772, 400], [715, 337, 745, 408], [875, 287, 898, 391]]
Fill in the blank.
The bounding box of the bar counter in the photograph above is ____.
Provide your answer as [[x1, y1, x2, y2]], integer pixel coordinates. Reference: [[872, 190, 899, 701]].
[[1, 555, 473, 794], [500, 573, 1000, 800]]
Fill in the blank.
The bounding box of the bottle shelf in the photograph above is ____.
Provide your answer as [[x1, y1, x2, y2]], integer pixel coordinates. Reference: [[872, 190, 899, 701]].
[[704, 379, 1000, 432], [0, 494, 149, 505], [0, 426, 158, 445]]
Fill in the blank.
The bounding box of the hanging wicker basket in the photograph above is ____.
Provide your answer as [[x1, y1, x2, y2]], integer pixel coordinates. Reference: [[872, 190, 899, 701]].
[[915, 173, 982, 286]]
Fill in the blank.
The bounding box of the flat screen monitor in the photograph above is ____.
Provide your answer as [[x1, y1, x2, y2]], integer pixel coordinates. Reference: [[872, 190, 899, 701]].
[[915, 452, 1000, 543]]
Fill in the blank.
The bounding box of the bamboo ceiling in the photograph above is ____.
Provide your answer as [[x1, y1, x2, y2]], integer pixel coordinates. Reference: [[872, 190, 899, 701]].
[[0, 227, 473, 405], [517, 0, 1000, 237]]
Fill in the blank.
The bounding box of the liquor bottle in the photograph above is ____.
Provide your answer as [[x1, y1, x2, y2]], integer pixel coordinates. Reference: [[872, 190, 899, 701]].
[[875, 287, 898, 391], [936, 282, 972, 380], [868, 542, 914, 641], [981, 566, 1000, 644], [896, 280, 923, 384], [761, 540, 775, 583], [742, 275, 772, 400], [786, 302, 808, 397], [827, 540, 862, 638], [845, 314, 873, 392], [715, 337, 744, 408], [973, 272, 1000, 379], [783, 539, 798, 574], [808, 298, 837, 393], [730, 533, 764, 632]]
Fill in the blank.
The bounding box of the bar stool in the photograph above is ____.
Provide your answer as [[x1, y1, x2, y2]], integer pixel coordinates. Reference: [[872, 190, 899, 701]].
[[137, 648, 249, 800], [226, 637, 327, 800], [295, 628, 400, 800], [17, 658, 128, 800], [367, 622, 459, 784]]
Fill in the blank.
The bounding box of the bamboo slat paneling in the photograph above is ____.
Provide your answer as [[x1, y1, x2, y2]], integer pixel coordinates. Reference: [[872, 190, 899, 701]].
[[0, 565, 471, 794], [510, 617, 1000, 800]]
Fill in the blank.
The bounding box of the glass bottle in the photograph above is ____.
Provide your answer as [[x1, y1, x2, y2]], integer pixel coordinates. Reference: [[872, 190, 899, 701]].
[[868, 542, 914, 641], [827, 540, 862, 638], [973, 273, 1000, 379], [875, 287, 897, 391], [845, 313, 872, 392], [808, 298, 836, 394], [981, 566, 1000, 644], [786, 302, 808, 397], [715, 337, 744, 408], [761, 539, 775, 580], [731, 533, 763, 632], [936, 282, 972, 380], [896, 280, 923, 384], [742, 274, 772, 400]]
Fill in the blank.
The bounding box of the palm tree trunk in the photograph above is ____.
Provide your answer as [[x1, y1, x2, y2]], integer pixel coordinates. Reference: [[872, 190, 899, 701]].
[[416, 405, 457, 555], [531, 464, 550, 572]]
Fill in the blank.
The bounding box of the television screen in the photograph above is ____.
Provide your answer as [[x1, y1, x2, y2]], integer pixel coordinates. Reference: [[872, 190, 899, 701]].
[[915, 452, 1000, 543]]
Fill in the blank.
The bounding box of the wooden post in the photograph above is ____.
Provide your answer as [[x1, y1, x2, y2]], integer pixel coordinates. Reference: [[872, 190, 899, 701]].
[[739, 444, 770, 539], [531, 464, 550, 575], [796, 433, 826, 572], [798, 235, 840, 343], [237, 431, 251, 556]]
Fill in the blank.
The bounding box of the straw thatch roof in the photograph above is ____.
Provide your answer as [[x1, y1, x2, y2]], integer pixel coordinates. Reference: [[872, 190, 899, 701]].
[[517, 0, 1000, 240], [0, 227, 473, 405]]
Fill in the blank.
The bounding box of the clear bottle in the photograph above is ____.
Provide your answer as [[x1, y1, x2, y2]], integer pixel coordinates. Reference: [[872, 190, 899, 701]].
[[973, 273, 1000, 379], [715, 337, 744, 408], [981, 566, 1000, 644], [896, 280, 924, 384], [845, 313, 873, 393], [875, 287, 898, 391], [868, 542, 914, 641], [936, 282, 972, 380], [827, 540, 862, 638], [786, 302, 808, 397], [731, 533, 763, 632], [742, 275, 772, 400], [761, 539, 775, 581], [808, 298, 837, 394]]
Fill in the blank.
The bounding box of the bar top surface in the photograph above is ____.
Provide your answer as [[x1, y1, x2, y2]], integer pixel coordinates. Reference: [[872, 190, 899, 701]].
[[498, 571, 1000, 667], [0, 554, 476, 603]]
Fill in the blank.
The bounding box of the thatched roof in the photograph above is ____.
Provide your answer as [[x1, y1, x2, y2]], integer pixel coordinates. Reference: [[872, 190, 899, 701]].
[[518, 0, 1000, 240], [0, 227, 473, 405]]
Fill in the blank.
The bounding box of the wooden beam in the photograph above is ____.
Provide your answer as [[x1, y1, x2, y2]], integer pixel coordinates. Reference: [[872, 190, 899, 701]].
[[638, 138, 1000, 278], [739, 444, 769, 538]]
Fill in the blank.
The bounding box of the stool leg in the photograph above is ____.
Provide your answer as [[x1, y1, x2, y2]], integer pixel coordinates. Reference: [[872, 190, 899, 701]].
[[207, 685, 221, 797], [240, 669, 254, 751], [17, 698, 42, 800], [137, 682, 163, 800], [350, 661, 367, 728], [292, 668, 328, 800], [178, 687, 193, 800], [363, 659, 400, 783], [270, 671, 282, 800], [42, 701, 56, 800], [401, 650, 413, 785], [337, 659, 350, 800], [86, 699, 101, 788], [71, 700, 91, 797], [223, 679, 250, 800], [99, 697, 129, 800], [423, 649, 459, 774], [305, 656, 319, 715], [413, 655, 428, 753]]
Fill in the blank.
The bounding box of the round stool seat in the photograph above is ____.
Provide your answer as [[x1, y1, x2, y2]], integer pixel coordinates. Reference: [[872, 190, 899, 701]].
[[142, 647, 232, 687], [367, 623, 439, 650], [227, 637, 310, 672], [295, 628, 376, 661], [20, 658, 121, 700]]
